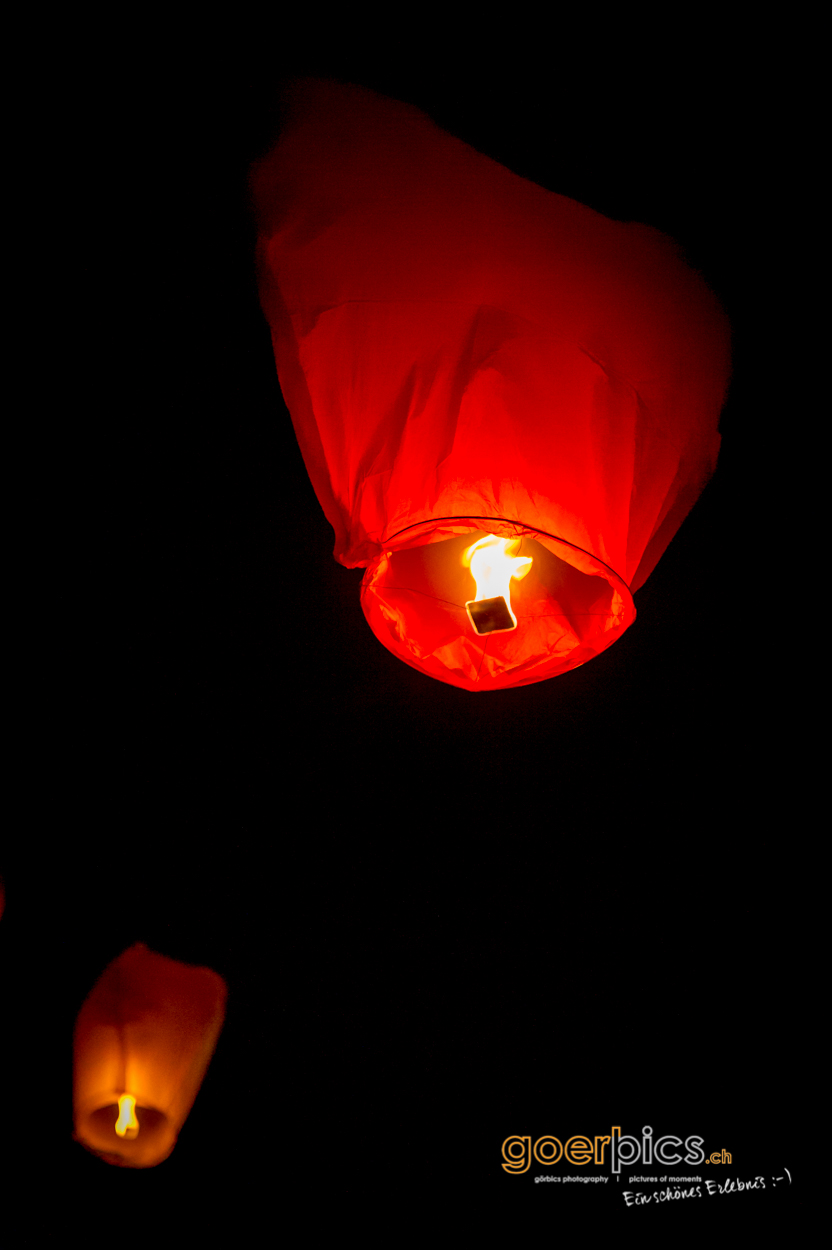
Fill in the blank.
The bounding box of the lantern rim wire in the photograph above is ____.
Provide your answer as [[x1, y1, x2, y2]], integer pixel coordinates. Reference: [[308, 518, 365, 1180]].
[[381, 516, 633, 593]]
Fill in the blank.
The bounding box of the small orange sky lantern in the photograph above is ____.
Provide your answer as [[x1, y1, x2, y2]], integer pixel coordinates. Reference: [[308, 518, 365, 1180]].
[[73, 943, 227, 1167], [251, 80, 730, 690]]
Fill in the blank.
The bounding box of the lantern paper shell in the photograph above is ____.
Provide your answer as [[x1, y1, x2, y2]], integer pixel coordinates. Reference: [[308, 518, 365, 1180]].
[[73, 943, 227, 1168], [251, 79, 731, 690]]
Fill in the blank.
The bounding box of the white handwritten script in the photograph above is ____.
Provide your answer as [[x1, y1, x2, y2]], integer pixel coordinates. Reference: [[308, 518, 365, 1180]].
[[622, 1170, 792, 1207]]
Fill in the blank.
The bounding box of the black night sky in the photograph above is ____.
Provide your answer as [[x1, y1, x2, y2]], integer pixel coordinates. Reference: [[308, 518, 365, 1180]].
[[4, 23, 802, 1231]]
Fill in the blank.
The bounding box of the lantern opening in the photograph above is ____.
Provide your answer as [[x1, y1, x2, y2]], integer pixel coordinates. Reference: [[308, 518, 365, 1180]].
[[84, 1102, 168, 1165], [115, 1094, 139, 1139], [361, 519, 635, 691], [463, 533, 532, 635]]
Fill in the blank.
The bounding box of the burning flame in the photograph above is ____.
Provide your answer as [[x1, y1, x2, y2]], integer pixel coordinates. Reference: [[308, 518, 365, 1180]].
[[114, 1093, 139, 1140], [465, 534, 533, 603], [463, 534, 532, 631]]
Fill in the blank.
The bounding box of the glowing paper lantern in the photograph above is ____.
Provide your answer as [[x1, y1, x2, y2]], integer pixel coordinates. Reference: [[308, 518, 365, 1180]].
[[251, 80, 730, 690], [73, 942, 227, 1167]]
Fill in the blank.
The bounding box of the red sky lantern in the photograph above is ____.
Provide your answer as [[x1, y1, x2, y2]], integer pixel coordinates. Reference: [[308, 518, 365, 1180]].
[[251, 80, 730, 691]]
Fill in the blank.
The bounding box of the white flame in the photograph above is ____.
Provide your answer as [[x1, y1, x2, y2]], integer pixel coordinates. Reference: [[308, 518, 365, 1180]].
[[464, 534, 532, 605], [114, 1093, 139, 1139]]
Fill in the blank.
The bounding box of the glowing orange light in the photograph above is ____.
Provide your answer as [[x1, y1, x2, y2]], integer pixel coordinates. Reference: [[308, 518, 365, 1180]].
[[114, 1094, 139, 1140], [463, 534, 532, 635], [74, 943, 227, 1168]]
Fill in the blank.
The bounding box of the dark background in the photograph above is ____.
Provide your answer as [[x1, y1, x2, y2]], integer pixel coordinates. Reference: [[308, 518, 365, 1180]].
[[4, 22, 802, 1229]]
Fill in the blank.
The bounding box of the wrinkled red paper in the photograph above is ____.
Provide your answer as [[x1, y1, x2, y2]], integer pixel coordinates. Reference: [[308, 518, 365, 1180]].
[[251, 80, 730, 689]]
